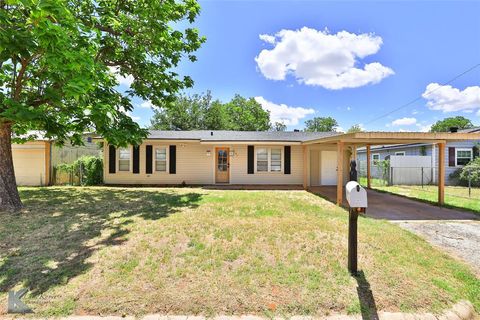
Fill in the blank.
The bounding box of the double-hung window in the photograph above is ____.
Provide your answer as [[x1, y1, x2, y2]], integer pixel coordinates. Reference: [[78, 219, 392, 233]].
[[256, 147, 282, 172], [270, 148, 282, 172], [395, 151, 405, 156], [119, 148, 130, 171], [371, 153, 380, 165], [155, 147, 167, 172], [256, 148, 268, 172], [456, 148, 472, 166]]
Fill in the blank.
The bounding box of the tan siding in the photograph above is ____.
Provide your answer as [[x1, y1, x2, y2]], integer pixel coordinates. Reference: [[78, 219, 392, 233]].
[[12, 142, 46, 186], [227, 145, 303, 185], [104, 141, 214, 185], [104, 141, 304, 185]]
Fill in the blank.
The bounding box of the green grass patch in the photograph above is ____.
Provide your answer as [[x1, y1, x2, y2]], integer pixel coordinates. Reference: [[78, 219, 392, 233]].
[[0, 187, 478, 317]]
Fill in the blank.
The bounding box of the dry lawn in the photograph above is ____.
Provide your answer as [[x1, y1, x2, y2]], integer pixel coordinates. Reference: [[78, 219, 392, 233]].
[[0, 187, 478, 318]]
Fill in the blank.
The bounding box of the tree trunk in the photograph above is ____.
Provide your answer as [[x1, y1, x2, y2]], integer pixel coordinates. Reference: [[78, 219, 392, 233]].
[[0, 121, 23, 211]]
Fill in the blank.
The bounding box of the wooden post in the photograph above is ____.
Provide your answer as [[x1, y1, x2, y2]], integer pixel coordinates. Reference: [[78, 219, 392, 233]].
[[438, 142, 445, 205], [337, 141, 344, 206], [366, 145, 371, 188], [44, 141, 51, 186], [303, 145, 308, 189]]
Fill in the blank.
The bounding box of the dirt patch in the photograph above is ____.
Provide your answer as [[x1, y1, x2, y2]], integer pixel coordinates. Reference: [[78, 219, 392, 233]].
[[395, 220, 480, 275]]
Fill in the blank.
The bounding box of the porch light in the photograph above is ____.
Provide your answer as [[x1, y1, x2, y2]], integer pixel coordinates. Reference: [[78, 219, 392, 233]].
[[206, 150, 211, 156]]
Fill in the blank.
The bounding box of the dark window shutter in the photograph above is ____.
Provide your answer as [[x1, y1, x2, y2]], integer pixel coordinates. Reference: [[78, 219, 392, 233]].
[[448, 147, 456, 167], [108, 145, 116, 173], [284, 146, 291, 174], [146, 145, 153, 174], [169, 145, 176, 174], [247, 145, 254, 174], [133, 146, 140, 174]]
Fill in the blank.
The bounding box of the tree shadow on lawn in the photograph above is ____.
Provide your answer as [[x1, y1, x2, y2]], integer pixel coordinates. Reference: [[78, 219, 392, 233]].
[[0, 187, 202, 297]]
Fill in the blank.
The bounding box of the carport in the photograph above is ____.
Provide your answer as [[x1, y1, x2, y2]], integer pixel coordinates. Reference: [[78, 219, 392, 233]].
[[302, 131, 480, 206]]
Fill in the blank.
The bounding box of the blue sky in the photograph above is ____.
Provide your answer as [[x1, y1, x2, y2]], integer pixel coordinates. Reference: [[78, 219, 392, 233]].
[[126, 0, 480, 132]]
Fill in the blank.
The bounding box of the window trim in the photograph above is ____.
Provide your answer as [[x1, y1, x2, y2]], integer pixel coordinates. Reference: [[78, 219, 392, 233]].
[[395, 151, 405, 156], [371, 153, 380, 165], [154, 146, 169, 173], [118, 146, 132, 172], [254, 146, 283, 173], [455, 148, 472, 167]]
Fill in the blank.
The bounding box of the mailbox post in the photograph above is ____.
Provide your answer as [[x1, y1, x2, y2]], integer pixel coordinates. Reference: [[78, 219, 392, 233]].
[[345, 181, 368, 275]]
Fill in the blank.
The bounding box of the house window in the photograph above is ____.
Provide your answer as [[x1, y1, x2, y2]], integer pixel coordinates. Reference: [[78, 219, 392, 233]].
[[256, 148, 268, 172], [256, 147, 282, 172], [456, 148, 472, 166], [270, 148, 282, 172], [119, 148, 130, 171], [155, 147, 167, 172], [372, 153, 380, 165], [395, 151, 405, 156]]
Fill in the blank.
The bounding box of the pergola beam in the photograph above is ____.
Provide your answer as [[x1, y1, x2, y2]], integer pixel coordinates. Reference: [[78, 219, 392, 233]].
[[438, 142, 445, 205], [366, 145, 371, 189], [337, 141, 344, 206]]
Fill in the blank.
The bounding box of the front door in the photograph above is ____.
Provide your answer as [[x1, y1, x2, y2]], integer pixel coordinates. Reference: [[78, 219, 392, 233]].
[[320, 151, 338, 185], [215, 147, 230, 183]]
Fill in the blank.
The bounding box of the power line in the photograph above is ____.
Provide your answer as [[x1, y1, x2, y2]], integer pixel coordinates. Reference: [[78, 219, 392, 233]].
[[364, 62, 480, 125]]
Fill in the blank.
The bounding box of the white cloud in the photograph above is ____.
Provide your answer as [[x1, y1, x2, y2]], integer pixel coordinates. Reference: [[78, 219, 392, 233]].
[[422, 83, 480, 113], [392, 117, 417, 126], [254, 96, 315, 126], [259, 34, 276, 44], [417, 123, 432, 132], [255, 27, 394, 90], [139, 100, 154, 109], [109, 66, 134, 87]]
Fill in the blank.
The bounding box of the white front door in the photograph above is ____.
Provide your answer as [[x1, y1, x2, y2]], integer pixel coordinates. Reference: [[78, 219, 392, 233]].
[[320, 151, 338, 185]]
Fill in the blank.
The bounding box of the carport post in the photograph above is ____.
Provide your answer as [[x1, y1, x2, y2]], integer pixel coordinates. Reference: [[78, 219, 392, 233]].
[[337, 141, 344, 206], [438, 142, 445, 205], [303, 145, 308, 189], [366, 145, 371, 188]]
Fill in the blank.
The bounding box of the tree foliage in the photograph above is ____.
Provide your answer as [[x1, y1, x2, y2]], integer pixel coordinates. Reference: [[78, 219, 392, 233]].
[[430, 116, 474, 133], [304, 117, 338, 132], [272, 122, 287, 132], [347, 124, 363, 133], [0, 0, 205, 145], [150, 92, 271, 131]]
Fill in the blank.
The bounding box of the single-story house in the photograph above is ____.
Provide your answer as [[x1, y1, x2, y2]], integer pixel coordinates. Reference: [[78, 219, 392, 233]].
[[12, 133, 101, 186], [99, 130, 480, 206], [356, 127, 480, 185]]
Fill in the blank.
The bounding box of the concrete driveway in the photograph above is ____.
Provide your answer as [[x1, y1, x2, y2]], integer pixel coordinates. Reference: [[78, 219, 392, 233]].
[[310, 186, 479, 220], [311, 186, 479, 272]]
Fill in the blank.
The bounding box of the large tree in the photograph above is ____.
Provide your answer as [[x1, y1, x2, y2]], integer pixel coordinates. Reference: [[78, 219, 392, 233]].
[[304, 117, 338, 132], [430, 116, 474, 132], [149, 93, 271, 131], [0, 0, 204, 210]]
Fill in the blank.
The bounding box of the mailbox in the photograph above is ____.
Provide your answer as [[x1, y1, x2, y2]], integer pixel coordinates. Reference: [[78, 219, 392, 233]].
[[345, 181, 368, 275], [345, 181, 368, 210]]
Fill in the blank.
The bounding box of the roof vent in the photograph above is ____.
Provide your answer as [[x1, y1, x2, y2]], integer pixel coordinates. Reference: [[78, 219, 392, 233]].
[[210, 131, 213, 136], [293, 129, 300, 132], [449, 127, 458, 133]]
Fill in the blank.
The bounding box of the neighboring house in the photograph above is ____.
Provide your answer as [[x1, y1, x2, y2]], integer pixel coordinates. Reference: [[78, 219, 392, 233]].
[[12, 133, 101, 186], [356, 127, 480, 185], [97, 130, 479, 206]]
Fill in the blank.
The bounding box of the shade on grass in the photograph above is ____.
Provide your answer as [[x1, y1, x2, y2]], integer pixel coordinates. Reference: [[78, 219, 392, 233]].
[[0, 187, 478, 317]]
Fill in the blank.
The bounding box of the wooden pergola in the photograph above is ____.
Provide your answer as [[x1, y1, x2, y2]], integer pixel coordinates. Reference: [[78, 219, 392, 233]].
[[302, 131, 480, 206]]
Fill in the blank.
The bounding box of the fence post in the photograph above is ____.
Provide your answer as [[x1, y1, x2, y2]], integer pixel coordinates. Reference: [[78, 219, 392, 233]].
[[390, 167, 393, 185], [421, 167, 424, 189]]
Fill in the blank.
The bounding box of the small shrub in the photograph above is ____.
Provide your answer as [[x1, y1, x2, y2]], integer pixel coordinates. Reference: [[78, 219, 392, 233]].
[[55, 156, 103, 186], [450, 157, 480, 187]]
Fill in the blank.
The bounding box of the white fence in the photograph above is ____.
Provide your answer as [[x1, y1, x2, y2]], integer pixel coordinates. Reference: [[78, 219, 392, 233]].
[[358, 155, 436, 186]]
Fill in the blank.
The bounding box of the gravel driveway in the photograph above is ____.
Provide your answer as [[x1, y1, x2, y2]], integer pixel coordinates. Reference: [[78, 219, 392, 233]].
[[395, 220, 480, 274]]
